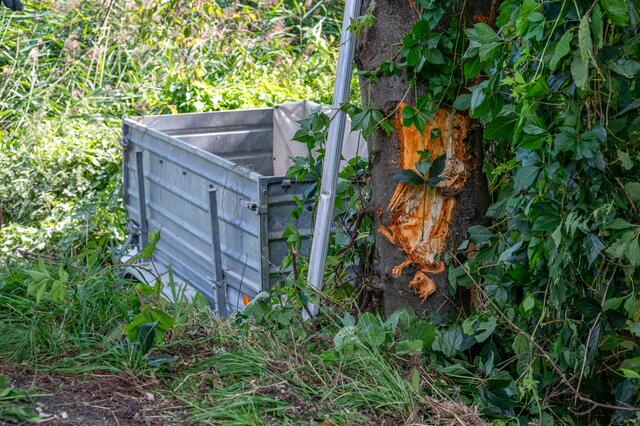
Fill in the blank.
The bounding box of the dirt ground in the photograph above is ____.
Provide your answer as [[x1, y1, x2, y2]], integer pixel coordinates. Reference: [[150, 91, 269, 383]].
[[0, 364, 188, 426]]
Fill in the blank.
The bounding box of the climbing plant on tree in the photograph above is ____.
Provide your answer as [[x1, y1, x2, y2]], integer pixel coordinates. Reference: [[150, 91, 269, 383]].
[[346, 0, 640, 422]]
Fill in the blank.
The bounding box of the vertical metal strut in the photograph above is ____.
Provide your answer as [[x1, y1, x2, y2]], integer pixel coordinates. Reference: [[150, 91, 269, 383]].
[[305, 0, 362, 318], [209, 189, 228, 317]]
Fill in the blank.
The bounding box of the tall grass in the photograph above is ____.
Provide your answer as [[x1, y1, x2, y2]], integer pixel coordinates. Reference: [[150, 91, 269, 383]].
[[0, 0, 342, 258]]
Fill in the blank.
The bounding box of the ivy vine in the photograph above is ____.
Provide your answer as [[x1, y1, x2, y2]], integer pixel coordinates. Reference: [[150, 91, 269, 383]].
[[380, 0, 640, 422]]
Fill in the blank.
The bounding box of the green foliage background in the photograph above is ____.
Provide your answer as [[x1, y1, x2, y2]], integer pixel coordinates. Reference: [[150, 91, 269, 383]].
[[0, 0, 342, 259], [353, 0, 640, 422]]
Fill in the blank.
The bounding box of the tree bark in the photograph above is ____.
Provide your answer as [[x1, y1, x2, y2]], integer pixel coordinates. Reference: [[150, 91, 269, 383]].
[[356, 0, 492, 317]]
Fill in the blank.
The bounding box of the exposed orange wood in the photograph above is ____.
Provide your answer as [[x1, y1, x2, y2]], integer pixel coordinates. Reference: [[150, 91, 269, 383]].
[[380, 103, 470, 300]]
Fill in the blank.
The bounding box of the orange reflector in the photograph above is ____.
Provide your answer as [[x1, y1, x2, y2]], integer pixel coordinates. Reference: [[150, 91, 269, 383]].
[[243, 294, 251, 305]]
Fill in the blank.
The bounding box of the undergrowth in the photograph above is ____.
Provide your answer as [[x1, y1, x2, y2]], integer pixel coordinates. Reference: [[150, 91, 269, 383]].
[[0, 0, 342, 258], [0, 252, 469, 425]]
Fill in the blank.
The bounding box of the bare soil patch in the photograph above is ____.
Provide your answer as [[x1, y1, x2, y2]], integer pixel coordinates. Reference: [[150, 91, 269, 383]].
[[0, 364, 188, 425]]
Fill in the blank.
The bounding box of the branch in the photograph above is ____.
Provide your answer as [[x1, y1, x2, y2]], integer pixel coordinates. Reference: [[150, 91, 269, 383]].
[[453, 257, 640, 413]]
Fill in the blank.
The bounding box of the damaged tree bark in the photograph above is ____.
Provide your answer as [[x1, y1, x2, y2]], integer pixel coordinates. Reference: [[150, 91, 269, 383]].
[[356, 0, 492, 317]]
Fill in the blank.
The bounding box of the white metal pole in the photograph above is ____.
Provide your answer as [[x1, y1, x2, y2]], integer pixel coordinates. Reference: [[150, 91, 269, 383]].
[[305, 0, 361, 318]]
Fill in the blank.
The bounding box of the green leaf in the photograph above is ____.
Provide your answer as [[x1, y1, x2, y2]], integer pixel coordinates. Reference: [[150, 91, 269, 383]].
[[624, 296, 638, 318], [147, 307, 176, 331], [464, 57, 481, 80], [603, 297, 625, 311], [499, 241, 524, 263], [578, 14, 592, 61], [395, 169, 425, 185], [425, 48, 445, 65], [571, 55, 589, 89], [26, 269, 49, 282], [592, 4, 604, 48], [554, 126, 577, 152], [358, 312, 386, 347], [587, 233, 605, 265], [608, 218, 634, 229], [395, 339, 423, 355], [469, 83, 489, 118], [474, 316, 497, 343], [618, 149, 634, 170], [49, 281, 66, 302], [27, 279, 48, 305], [402, 319, 436, 349], [416, 160, 431, 177], [468, 225, 495, 245], [430, 155, 446, 178], [628, 237, 640, 266], [523, 117, 547, 135], [624, 182, 640, 202], [601, 0, 630, 26], [621, 369, 640, 379], [514, 165, 540, 192], [142, 230, 161, 260], [438, 326, 463, 357], [610, 59, 640, 78], [550, 29, 573, 71], [485, 114, 517, 140], [453, 93, 471, 111], [523, 294, 535, 312]]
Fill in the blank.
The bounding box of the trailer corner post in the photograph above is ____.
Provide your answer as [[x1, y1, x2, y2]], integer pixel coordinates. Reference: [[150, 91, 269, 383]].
[[305, 0, 361, 319]]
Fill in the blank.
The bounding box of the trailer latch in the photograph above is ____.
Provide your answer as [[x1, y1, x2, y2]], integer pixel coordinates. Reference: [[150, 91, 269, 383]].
[[240, 200, 267, 214]]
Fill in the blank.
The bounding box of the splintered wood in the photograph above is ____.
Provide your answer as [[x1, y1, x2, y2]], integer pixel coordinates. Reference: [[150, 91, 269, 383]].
[[379, 104, 470, 300]]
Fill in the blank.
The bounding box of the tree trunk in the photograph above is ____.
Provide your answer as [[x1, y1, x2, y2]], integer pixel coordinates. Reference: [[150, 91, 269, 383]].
[[356, 0, 492, 317]]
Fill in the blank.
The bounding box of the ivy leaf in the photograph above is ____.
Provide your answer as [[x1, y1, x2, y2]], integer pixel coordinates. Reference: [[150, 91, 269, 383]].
[[499, 241, 525, 264], [466, 23, 502, 61], [395, 169, 425, 185], [571, 55, 589, 89], [628, 237, 640, 266], [425, 48, 445, 65], [485, 114, 517, 140], [578, 14, 592, 61], [592, 4, 604, 49], [453, 93, 471, 111], [586, 233, 606, 265], [523, 117, 547, 135], [608, 218, 634, 229], [352, 108, 387, 138], [549, 29, 573, 71], [426, 176, 443, 187], [49, 280, 66, 302], [464, 57, 481, 80], [430, 155, 446, 177], [554, 126, 577, 153], [416, 160, 431, 176], [615, 99, 640, 117], [142, 230, 161, 260], [601, 0, 630, 26], [514, 165, 540, 192], [624, 182, 640, 202], [523, 294, 535, 312], [617, 150, 634, 170], [468, 225, 495, 245], [438, 326, 463, 357], [27, 279, 49, 305], [610, 59, 640, 78]]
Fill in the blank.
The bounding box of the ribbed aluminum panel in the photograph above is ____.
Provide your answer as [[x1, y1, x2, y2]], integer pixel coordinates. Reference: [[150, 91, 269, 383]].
[[121, 108, 311, 315]]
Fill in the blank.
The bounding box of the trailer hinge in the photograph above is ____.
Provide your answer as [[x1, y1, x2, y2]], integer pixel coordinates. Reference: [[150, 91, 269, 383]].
[[127, 221, 141, 236], [241, 199, 268, 214], [119, 136, 130, 150]]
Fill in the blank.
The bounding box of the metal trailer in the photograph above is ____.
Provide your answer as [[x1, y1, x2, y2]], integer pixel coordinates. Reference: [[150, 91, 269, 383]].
[[119, 107, 314, 316]]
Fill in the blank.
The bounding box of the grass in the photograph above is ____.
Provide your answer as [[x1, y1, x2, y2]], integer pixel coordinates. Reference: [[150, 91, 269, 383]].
[[0, 2, 476, 424], [0, 254, 436, 424], [0, 0, 342, 259]]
